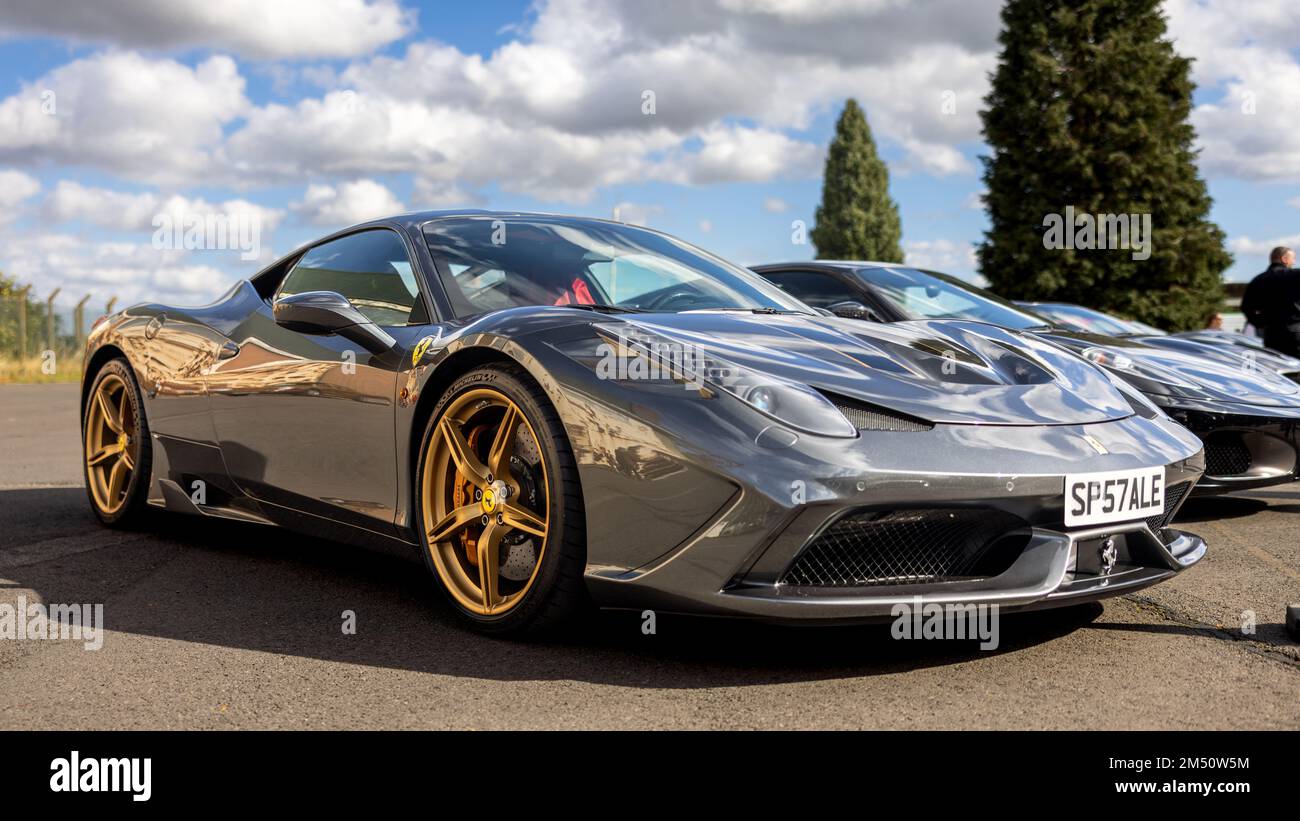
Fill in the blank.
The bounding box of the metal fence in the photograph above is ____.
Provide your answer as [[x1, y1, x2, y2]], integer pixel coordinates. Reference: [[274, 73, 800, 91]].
[[0, 283, 118, 368]]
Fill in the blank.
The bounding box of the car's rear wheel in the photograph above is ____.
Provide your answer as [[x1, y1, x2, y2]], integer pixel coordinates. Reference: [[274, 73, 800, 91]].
[[83, 358, 152, 527], [415, 364, 586, 635]]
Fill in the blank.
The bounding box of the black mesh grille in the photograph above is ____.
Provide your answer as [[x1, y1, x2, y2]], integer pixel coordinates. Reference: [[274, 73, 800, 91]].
[[1144, 481, 1190, 533], [780, 508, 1027, 588], [825, 394, 934, 432], [1204, 434, 1252, 477]]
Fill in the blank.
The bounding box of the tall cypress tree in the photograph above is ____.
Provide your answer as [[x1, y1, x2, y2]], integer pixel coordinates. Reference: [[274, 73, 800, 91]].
[[812, 99, 904, 262], [978, 0, 1230, 331]]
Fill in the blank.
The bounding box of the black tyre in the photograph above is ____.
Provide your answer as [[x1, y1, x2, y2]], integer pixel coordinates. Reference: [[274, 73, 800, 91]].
[[82, 358, 152, 527], [415, 364, 587, 635]]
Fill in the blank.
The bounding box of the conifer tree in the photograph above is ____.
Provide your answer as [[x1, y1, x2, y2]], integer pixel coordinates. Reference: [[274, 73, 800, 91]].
[[978, 0, 1229, 330], [811, 99, 904, 262]]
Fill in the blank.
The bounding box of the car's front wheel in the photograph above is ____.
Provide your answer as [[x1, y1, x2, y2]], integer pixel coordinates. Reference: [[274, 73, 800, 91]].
[[82, 357, 152, 527], [415, 364, 587, 636]]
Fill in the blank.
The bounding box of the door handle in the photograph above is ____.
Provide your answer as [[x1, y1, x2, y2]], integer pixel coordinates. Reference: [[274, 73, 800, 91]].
[[218, 342, 240, 360]]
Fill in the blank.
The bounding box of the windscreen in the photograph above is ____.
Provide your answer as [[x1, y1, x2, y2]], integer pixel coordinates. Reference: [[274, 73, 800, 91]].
[[423, 216, 812, 318]]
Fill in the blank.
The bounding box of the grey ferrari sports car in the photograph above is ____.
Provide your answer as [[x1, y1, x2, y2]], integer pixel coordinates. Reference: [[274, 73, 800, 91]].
[[80, 212, 1206, 635], [1016, 300, 1300, 381], [753, 260, 1300, 494]]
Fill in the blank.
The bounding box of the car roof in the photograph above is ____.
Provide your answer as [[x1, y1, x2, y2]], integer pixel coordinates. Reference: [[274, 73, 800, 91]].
[[250, 209, 689, 288], [370, 209, 646, 232], [751, 260, 910, 272]]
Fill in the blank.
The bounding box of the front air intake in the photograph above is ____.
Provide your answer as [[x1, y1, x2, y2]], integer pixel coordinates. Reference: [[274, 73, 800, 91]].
[[780, 508, 1028, 588], [1203, 434, 1252, 478], [1143, 481, 1191, 534]]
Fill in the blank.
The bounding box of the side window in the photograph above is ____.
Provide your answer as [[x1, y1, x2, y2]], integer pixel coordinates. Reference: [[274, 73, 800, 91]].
[[763, 271, 861, 308], [278, 230, 425, 326]]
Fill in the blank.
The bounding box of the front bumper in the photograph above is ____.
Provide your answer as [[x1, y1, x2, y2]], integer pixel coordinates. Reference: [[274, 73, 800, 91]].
[[578, 403, 1207, 622], [1158, 399, 1300, 492], [718, 522, 1205, 623]]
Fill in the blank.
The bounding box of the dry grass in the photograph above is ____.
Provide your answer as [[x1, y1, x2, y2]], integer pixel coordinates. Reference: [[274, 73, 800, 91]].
[[0, 355, 82, 384]]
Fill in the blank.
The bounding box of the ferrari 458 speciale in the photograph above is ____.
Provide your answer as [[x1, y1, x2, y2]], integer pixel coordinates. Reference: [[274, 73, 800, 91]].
[[81, 213, 1207, 634]]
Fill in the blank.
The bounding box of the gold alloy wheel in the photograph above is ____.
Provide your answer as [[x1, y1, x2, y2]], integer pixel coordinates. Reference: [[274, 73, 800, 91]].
[[421, 389, 549, 616], [85, 373, 139, 516]]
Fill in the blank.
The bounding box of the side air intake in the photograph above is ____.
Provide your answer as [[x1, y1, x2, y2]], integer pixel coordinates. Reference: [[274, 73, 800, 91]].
[[821, 391, 934, 432]]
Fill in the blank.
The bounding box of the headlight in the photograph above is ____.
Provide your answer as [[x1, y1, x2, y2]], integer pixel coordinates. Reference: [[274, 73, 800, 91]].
[[1081, 347, 1136, 372], [592, 322, 857, 438], [1081, 346, 1197, 390]]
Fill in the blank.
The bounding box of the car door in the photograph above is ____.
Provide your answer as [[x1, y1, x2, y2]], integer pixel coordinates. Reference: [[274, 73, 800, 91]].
[[206, 228, 431, 534]]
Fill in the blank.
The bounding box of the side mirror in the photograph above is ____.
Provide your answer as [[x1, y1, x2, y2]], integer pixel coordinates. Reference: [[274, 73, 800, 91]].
[[826, 300, 879, 321], [273, 291, 396, 355]]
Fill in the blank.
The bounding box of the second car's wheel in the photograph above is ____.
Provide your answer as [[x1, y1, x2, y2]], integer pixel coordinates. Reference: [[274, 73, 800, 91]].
[[415, 364, 587, 636], [83, 357, 152, 527]]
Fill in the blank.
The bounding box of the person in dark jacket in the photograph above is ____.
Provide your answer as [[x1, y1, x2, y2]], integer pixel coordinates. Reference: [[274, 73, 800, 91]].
[[1241, 247, 1300, 355]]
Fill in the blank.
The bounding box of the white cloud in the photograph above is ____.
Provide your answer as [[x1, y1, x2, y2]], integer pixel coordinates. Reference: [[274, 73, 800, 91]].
[[1165, 0, 1300, 183], [0, 168, 40, 213], [410, 177, 482, 210], [1190, 60, 1300, 182], [1229, 234, 1300, 268], [0, 0, 412, 60], [762, 196, 789, 213], [0, 229, 235, 308], [611, 202, 663, 226], [12, 0, 1287, 205], [0, 1, 998, 199], [904, 239, 976, 273], [0, 51, 247, 184], [43, 181, 158, 230], [290, 179, 404, 227], [667, 124, 821, 185], [43, 180, 284, 236], [311, 0, 992, 191]]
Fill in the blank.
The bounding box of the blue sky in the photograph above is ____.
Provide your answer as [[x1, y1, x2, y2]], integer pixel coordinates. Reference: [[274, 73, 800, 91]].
[[1, 0, 1298, 313]]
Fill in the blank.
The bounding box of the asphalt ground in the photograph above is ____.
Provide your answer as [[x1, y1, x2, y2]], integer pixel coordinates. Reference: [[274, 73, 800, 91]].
[[0, 383, 1297, 729]]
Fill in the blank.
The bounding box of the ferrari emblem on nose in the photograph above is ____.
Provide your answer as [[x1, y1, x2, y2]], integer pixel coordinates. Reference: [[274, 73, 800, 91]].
[[1081, 434, 1108, 455], [1099, 537, 1118, 574]]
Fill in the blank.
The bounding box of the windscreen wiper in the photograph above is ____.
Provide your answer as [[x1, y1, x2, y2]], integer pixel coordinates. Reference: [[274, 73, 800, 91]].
[[685, 306, 811, 315], [561, 303, 649, 313]]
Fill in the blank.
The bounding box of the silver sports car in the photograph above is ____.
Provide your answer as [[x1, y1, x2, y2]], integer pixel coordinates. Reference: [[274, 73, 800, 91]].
[[80, 213, 1206, 635], [755, 260, 1300, 495], [1016, 301, 1300, 381]]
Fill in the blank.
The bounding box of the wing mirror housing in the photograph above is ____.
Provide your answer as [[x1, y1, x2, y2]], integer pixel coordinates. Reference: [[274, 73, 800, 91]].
[[273, 291, 396, 355], [826, 300, 879, 321]]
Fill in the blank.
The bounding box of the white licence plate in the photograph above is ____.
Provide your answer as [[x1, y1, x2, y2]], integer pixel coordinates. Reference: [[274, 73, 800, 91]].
[[1064, 467, 1165, 527]]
